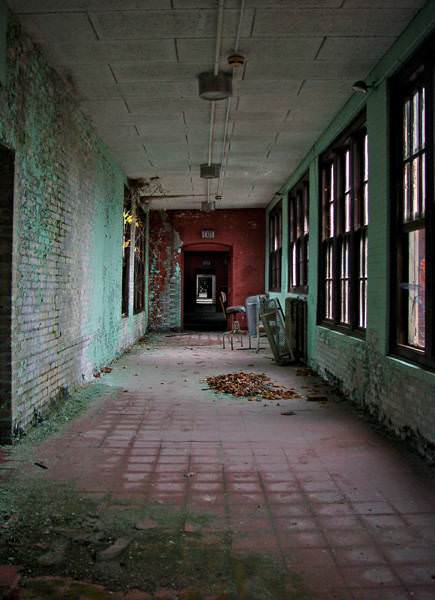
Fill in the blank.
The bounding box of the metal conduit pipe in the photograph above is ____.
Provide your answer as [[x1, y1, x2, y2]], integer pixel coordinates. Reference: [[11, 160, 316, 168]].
[[216, 0, 245, 199], [206, 0, 225, 203], [214, 0, 225, 77]]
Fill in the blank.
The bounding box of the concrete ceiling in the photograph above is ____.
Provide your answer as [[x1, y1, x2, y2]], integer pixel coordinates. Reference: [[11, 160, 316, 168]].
[[8, 0, 426, 209]]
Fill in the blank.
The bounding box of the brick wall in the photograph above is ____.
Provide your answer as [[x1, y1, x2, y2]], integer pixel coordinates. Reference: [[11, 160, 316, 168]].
[[0, 147, 13, 439], [149, 209, 265, 331], [0, 16, 147, 441]]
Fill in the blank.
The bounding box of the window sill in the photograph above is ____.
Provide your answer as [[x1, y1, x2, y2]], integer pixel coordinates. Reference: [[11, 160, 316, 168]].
[[318, 321, 366, 341], [387, 352, 435, 383], [389, 345, 435, 374]]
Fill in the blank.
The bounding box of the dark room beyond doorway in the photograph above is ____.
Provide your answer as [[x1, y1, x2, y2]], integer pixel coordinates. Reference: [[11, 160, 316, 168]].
[[183, 251, 229, 331]]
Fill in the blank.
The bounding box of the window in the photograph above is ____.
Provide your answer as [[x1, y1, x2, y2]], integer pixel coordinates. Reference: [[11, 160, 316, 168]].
[[319, 114, 368, 332], [269, 202, 282, 291], [122, 188, 132, 317], [391, 33, 434, 367], [134, 207, 147, 314], [288, 174, 309, 293]]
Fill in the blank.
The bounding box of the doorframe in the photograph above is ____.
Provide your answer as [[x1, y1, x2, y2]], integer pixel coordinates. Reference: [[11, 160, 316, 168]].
[[181, 243, 232, 331]]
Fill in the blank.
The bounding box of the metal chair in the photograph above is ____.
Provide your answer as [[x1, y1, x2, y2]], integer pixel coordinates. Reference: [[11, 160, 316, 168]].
[[219, 291, 246, 350]]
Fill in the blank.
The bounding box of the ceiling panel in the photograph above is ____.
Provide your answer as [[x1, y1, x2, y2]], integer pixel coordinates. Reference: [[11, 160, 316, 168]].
[[245, 59, 374, 80], [8, 0, 426, 209], [110, 62, 210, 82], [8, 1, 171, 10], [17, 13, 98, 42], [89, 9, 255, 40], [45, 40, 177, 64], [253, 8, 416, 37], [177, 37, 323, 63], [317, 36, 396, 61]]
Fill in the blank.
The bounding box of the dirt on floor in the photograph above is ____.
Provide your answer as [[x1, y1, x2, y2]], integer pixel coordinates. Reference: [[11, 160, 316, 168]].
[[0, 471, 307, 599]]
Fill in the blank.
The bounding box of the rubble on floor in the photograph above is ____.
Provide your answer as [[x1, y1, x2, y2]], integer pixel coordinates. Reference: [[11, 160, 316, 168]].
[[205, 372, 300, 401]]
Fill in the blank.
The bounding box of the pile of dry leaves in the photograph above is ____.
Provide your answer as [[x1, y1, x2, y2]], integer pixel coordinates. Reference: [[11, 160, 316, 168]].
[[205, 371, 299, 400]]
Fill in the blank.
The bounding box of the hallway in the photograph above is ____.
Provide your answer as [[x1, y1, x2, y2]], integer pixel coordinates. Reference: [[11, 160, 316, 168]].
[[1, 334, 435, 599]]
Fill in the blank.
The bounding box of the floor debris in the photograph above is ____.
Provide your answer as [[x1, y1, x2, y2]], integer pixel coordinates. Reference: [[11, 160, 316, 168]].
[[34, 462, 48, 470], [306, 395, 329, 402], [295, 367, 316, 377], [204, 372, 300, 400]]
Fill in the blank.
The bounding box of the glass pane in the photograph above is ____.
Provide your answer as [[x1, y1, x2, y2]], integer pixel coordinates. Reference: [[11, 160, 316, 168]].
[[363, 183, 369, 227], [421, 154, 426, 214], [297, 195, 302, 237], [403, 162, 411, 222], [341, 240, 349, 323], [291, 243, 297, 287], [406, 229, 426, 349], [364, 134, 368, 181], [345, 149, 351, 192], [421, 87, 425, 148], [329, 163, 335, 237], [403, 99, 410, 159], [358, 232, 368, 329], [340, 239, 350, 325], [363, 134, 369, 226], [345, 192, 351, 232], [325, 243, 333, 319], [289, 200, 295, 242], [303, 186, 309, 235], [412, 91, 419, 154], [411, 156, 419, 219]]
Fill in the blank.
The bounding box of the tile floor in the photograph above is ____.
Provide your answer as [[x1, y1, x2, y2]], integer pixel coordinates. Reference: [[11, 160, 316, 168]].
[[7, 333, 435, 599]]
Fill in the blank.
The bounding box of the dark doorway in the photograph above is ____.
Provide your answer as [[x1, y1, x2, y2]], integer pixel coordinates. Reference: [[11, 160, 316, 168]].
[[0, 146, 14, 443], [183, 251, 229, 331]]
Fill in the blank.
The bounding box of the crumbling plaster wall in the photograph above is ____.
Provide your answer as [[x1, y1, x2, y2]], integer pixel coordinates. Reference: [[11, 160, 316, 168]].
[[148, 210, 182, 331], [0, 13, 147, 440]]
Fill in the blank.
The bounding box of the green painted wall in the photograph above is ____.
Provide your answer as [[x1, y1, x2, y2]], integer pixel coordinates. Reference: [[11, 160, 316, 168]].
[[266, 0, 435, 453], [0, 7, 149, 438]]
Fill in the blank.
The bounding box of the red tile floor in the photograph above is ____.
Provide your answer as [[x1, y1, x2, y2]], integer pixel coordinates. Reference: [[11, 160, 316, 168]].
[[3, 333, 435, 599]]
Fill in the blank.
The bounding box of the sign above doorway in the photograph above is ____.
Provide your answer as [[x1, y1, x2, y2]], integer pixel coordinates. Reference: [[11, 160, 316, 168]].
[[201, 229, 215, 239]]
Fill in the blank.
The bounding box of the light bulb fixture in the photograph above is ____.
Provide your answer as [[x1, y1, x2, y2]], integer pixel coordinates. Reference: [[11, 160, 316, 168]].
[[200, 163, 221, 179], [352, 80, 373, 94], [228, 53, 245, 68], [201, 200, 216, 212], [198, 70, 232, 101]]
